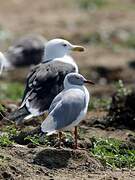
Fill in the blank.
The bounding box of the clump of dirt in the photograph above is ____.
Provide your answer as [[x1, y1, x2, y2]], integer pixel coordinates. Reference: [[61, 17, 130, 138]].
[[106, 91, 135, 129], [0, 146, 103, 179], [91, 66, 123, 83], [11, 126, 41, 145], [84, 91, 135, 130], [82, 65, 135, 85], [34, 148, 103, 171], [128, 59, 135, 69]]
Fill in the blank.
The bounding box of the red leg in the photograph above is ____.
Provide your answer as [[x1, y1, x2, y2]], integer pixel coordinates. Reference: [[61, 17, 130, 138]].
[[74, 126, 78, 149]]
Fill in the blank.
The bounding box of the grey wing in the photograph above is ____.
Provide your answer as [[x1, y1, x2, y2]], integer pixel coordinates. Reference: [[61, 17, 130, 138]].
[[20, 61, 76, 114], [48, 91, 64, 112], [41, 90, 86, 133], [21, 64, 39, 105]]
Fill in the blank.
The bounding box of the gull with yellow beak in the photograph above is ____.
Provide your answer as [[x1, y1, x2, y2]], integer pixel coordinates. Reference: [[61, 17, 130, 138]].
[[9, 39, 85, 124]]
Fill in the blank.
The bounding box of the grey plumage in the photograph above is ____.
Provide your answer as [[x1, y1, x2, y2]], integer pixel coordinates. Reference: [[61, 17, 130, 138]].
[[9, 61, 76, 122], [41, 89, 86, 133], [22, 61, 76, 111], [40, 70, 92, 150], [8, 39, 84, 124], [6, 35, 46, 68]]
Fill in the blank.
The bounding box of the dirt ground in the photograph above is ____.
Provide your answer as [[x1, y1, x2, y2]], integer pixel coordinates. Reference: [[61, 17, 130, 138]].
[[0, 0, 135, 179], [0, 146, 134, 180], [0, 122, 135, 180]]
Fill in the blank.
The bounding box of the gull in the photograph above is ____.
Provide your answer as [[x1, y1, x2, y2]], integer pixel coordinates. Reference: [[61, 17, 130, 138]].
[[41, 73, 94, 149], [8, 39, 84, 124], [0, 34, 46, 73]]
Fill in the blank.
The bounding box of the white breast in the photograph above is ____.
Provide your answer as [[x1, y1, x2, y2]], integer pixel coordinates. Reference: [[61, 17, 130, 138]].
[[54, 55, 78, 73], [63, 86, 90, 130]]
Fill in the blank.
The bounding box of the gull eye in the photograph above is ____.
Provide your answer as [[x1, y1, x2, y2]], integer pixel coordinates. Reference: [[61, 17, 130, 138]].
[[63, 44, 67, 47]]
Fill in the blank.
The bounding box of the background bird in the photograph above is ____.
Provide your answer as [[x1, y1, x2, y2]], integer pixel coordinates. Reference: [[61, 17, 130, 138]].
[[0, 34, 46, 73], [41, 73, 94, 149], [8, 38, 85, 124]]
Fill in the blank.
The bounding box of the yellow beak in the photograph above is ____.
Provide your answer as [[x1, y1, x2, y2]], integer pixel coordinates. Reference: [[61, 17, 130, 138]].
[[71, 45, 85, 52]]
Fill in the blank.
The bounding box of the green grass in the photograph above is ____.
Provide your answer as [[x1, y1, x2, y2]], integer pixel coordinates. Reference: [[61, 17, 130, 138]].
[[89, 97, 111, 111], [88, 80, 132, 111], [0, 25, 11, 41], [0, 104, 5, 112], [123, 33, 135, 49], [0, 134, 13, 147], [0, 82, 24, 100], [77, 0, 135, 12], [115, 80, 131, 97], [2, 125, 19, 137], [90, 137, 135, 169], [24, 135, 41, 146], [77, 0, 107, 10], [0, 125, 19, 147]]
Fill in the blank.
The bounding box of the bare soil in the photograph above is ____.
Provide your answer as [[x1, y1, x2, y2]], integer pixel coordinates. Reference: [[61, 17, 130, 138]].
[[0, 145, 135, 180]]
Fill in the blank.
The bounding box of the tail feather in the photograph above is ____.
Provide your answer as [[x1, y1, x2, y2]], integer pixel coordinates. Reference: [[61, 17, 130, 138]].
[[8, 106, 30, 124], [41, 115, 56, 134]]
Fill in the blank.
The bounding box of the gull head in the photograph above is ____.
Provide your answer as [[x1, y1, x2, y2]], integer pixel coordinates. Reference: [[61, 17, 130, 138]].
[[44, 38, 85, 61], [64, 73, 95, 88]]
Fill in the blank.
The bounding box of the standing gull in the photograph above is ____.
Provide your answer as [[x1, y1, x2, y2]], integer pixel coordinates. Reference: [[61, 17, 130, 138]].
[[0, 34, 46, 73], [8, 39, 84, 124], [41, 73, 94, 149]]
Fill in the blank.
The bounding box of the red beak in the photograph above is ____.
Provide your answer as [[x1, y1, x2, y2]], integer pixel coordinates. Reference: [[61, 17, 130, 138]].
[[84, 80, 95, 85]]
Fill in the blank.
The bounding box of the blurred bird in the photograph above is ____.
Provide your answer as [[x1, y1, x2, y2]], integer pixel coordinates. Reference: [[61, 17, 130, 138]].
[[0, 34, 46, 74], [41, 73, 94, 149], [8, 38, 85, 124], [0, 52, 7, 74]]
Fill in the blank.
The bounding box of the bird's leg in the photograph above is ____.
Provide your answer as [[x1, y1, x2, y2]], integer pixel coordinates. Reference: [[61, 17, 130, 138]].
[[74, 126, 78, 149], [58, 131, 62, 148]]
